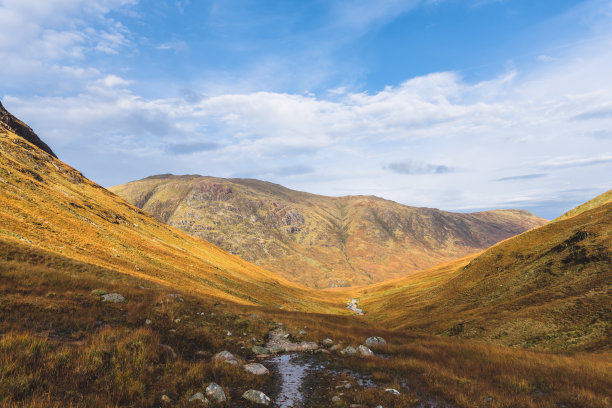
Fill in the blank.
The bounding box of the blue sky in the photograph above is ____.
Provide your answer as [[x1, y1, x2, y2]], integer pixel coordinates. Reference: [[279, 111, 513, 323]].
[[1, 0, 611, 219]]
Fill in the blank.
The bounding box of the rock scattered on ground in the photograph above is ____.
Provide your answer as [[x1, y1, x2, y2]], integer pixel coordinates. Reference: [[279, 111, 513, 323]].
[[329, 344, 341, 352], [101, 293, 125, 303], [265, 328, 318, 353], [160, 394, 171, 403], [244, 363, 269, 375], [357, 345, 374, 356], [365, 336, 386, 347], [252, 345, 270, 355], [385, 388, 400, 395], [212, 350, 240, 366], [340, 346, 358, 356], [332, 395, 341, 402], [322, 338, 334, 346], [188, 392, 209, 404], [242, 389, 271, 405], [205, 382, 227, 403]]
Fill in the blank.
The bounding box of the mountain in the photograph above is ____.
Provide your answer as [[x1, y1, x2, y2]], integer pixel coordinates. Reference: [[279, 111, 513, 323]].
[[0, 104, 342, 313], [356, 190, 611, 351], [0, 101, 56, 158], [111, 175, 547, 288]]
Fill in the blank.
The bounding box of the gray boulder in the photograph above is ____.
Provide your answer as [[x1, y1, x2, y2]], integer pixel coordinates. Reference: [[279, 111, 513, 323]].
[[244, 363, 269, 375], [365, 336, 386, 347], [242, 390, 271, 405], [212, 350, 239, 366], [357, 345, 374, 356], [340, 346, 357, 356], [205, 383, 227, 403], [101, 293, 125, 303], [252, 345, 270, 355], [188, 392, 209, 404], [322, 338, 334, 346]]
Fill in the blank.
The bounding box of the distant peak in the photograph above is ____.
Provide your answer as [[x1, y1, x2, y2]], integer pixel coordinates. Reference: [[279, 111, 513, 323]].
[[0, 101, 57, 158]]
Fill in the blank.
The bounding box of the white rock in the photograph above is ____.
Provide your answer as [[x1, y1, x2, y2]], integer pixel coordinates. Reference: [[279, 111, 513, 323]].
[[101, 293, 125, 303], [357, 345, 374, 356], [205, 383, 227, 403], [365, 336, 386, 347], [212, 350, 239, 366], [385, 388, 400, 395], [242, 389, 271, 405], [243, 363, 269, 375]]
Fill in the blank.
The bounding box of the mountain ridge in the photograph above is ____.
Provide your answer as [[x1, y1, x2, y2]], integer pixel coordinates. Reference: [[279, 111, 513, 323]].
[[111, 173, 548, 287]]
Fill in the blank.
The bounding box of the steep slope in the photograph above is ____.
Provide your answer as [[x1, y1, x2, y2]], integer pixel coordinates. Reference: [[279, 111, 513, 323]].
[[111, 175, 547, 287], [0, 107, 344, 313], [356, 192, 612, 351], [0, 101, 56, 157]]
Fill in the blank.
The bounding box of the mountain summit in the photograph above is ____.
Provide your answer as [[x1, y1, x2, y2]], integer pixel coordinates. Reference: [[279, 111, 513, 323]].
[[111, 174, 547, 287]]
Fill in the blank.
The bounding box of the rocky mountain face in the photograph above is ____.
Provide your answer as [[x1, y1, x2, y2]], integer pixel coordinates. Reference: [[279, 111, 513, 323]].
[[111, 175, 548, 287], [0, 101, 56, 158]]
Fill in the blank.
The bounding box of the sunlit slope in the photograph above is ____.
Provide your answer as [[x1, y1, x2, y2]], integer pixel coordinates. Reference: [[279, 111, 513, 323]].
[[0, 126, 344, 313], [111, 175, 546, 288], [358, 195, 611, 351], [555, 189, 612, 221]]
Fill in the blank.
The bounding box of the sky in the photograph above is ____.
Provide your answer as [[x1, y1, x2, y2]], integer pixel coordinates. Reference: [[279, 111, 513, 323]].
[[1, 0, 611, 219]]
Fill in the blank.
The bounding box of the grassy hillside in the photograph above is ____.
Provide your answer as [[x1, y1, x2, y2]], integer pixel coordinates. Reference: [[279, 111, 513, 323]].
[[0, 122, 345, 314], [555, 189, 612, 221], [111, 175, 546, 288], [357, 194, 611, 351], [2, 238, 611, 407]]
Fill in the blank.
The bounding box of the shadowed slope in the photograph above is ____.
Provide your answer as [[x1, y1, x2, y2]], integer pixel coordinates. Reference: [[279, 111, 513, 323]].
[[111, 175, 547, 287], [0, 112, 344, 313], [357, 193, 611, 351]]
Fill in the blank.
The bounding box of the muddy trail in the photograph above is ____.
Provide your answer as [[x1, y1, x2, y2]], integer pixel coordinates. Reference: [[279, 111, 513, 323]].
[[234, 328, 451, 408]]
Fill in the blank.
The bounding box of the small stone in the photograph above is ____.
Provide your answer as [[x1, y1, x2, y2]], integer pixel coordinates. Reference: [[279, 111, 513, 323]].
[[283, 333, 290, 338], [212, 350, 240, 366], [365, 336, 386, 347], [357, 345, 374, 356], [385, 388, 400, 395], [244, 363, 269, 375], [174, 318, 181, 323], [145, 319, 152, 325], [101, 293, 125, 303], [332, 395, 341, 402], [330, 344, 341, 352], [322, 338, 334, 346], [226, 331, 232, 336], [298, 329, 306, 335], [160, 394, 171, 403], [205, 383, 226, 403], [252, 345, 270, 355], [340, 346, 357, 356], [242, 390, 271, 405], [188, 392, 209, 404]]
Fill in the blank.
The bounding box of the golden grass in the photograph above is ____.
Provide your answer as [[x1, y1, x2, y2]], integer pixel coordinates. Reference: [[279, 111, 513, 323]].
[[355, 199, 611, 351], [0, 128, 346, 314], [2, 237, 610, 407]]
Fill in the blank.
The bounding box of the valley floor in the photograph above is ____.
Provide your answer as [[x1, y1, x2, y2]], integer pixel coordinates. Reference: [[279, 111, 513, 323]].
[[1, 239, 610, 408]]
